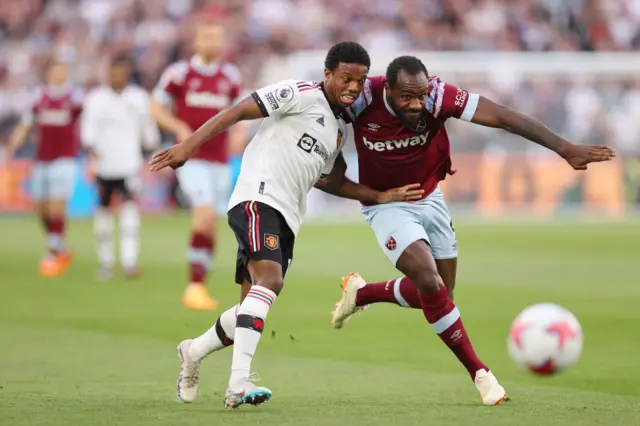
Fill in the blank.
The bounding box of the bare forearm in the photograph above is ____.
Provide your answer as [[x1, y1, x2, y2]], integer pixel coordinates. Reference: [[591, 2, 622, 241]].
[[187, 110, 242, 152], [316, 177, 381, 203], [8, 124, 31, 152], [500, 108, 569, 155], [472, 96, 570, 157], [150, 102, 187, 133], [183, 96, 263, 156], [337, 179, 382, 202]]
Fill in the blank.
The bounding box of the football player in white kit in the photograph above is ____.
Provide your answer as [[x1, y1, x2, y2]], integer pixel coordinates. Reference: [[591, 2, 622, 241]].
[[82, 55, 160, 279], [150, 42, 425, 409]]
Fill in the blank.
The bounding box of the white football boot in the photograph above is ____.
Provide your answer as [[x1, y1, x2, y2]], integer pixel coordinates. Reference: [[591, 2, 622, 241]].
[[224, 373, 272, 409], [474, 369, 509, 405], [331, 273, 367, 329], [176, 339, 201, 403]]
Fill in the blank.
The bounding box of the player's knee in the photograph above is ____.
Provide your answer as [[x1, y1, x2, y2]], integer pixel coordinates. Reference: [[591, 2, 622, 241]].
[[192, 206, 216, 234], [412, 268, 444, 294], [48, 199, 66, 218], [35, 202, 47, 217], [240, 280, 252, 302], [252, 275, 284, 295]]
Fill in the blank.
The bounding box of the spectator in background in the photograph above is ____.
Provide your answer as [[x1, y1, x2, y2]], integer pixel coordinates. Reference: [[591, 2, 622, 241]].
[[0, 0, 639, 158]]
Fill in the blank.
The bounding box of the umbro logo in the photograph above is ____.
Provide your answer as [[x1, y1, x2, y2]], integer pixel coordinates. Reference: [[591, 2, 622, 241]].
[[316, 116, 325, 127]]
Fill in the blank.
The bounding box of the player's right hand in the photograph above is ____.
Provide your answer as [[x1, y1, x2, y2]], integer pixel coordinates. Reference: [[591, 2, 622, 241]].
[[377, 183, 425, 204], [149, 144, 191, 171]]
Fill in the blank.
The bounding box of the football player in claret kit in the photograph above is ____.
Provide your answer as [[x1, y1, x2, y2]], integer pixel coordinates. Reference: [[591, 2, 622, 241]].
[[151, 21, 245, 310], [328, 56, 617, 405], [150, 42, 424, 409], [5, 59, 83, 277]]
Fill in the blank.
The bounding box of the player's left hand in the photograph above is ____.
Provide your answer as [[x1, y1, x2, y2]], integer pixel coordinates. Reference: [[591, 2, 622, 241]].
[[377, 183, 425, 204], [149, 144, 191, 171], [562, 143, 617, 170]]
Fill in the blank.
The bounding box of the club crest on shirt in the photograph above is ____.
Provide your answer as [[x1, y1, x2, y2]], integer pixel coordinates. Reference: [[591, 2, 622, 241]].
[[411, 120, 427, 133]]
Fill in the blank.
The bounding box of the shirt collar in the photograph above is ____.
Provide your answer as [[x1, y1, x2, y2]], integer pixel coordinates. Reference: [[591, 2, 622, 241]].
[[46, 84, 70, 98], [383, 91, 396, 116], [109, 84, 129, 95], [319, 82, 344, 118], [190, 55, 220, 76]]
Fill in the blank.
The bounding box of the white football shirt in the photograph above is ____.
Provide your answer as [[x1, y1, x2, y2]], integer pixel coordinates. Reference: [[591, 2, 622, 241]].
[[228, 79, 348, 236], [81, 85, 160, 178]]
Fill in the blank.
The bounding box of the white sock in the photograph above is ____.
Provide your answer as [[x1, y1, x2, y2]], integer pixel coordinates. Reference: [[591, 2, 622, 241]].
[[119, 201, 140, 268], [229, 286, 277, 388], [94, 209, 114, 267], [189, 305, 238, 360]]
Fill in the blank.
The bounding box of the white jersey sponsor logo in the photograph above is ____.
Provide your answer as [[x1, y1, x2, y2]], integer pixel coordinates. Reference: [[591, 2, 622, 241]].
[[185, 92, 230, 109], [362, 134, 429, 151], [37, 109, 72, 126]]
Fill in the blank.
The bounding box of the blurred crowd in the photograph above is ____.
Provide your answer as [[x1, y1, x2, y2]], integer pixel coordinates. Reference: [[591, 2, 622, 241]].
[[1, 0, 640, 154]]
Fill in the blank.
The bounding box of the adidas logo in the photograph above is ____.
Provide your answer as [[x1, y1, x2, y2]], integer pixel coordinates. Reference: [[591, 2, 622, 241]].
[[316, 116, 324, 127]]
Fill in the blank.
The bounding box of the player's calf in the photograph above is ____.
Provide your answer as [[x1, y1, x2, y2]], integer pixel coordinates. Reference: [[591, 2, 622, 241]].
[[228, 262, 281, 401], [348, 267, 456, 311], [354, 276, 421, 308], [397, 242, 495, 384], [119, 201, 140, 272], [94, 208, 115, 274], [184, 206, 218, 310]]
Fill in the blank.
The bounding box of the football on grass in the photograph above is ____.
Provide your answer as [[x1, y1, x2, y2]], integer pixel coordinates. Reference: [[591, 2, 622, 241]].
[[508, 303, 583, 375]]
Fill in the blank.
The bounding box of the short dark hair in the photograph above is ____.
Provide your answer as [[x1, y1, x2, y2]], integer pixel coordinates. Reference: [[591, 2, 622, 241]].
[[324, 41, 370, 71], [386, 56, 428, 88]]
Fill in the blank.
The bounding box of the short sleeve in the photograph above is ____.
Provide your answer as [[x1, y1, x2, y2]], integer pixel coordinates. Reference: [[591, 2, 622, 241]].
[[152, 62, 187, 106], [344, 78, 374, 122], [251, 80, 300, 118], [20, 88, 41, 126], [427, 77, 479, 122]]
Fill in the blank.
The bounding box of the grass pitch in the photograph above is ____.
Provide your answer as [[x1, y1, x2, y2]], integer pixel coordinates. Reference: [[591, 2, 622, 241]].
[[0, 215, 639, 425]]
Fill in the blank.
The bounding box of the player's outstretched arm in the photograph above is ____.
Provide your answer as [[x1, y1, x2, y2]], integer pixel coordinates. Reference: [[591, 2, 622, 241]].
[[314, 153, 425, 203], [470, 96, 616, 170], [4, 123, 32, 159], [149, 96, 263, 171], [150, 100, 193, 144]]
